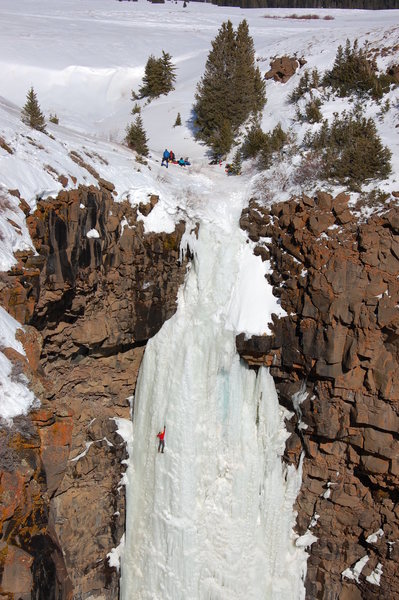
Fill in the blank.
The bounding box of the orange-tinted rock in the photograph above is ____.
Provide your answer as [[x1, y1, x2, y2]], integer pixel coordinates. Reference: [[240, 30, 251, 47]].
[[0, 471, 25, 522], [1, 545, 33, 596], [264, 56, 304, 83]]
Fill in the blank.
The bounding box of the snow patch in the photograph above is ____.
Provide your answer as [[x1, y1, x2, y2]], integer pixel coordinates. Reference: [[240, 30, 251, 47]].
[[366, 528, 384, 544], [366, 562, 383, 587], [70, 441, 94, 462], [342, 555, 369, 583], [86, 228, 100, 239], [0, 307, 38, 422], [226, 239, 286, 337], [107, 533, 125, 572]]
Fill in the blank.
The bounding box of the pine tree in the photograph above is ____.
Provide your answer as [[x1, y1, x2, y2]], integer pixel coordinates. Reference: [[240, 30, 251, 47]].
[[160, 51, 176, 94], [174, 112, 182, 127], [304, 109, 391, 188], [242, 122, 267, 159], [230, 148, 242, 174], [194, 20, 236, 144], [210, 119, 234, 157], [194, 20, 266, 154], [232, 20, 265, 127], [253, 66, 266, 114], [125, 115, 149, 156], [138, 52, 176, 99], [323, 39, 389, 99], [21, 87, 46, 132], [139, 55, 164, 98]]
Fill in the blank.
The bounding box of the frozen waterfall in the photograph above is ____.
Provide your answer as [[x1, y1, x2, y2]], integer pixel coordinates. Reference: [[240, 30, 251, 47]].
[[121, 221, 308, 600]]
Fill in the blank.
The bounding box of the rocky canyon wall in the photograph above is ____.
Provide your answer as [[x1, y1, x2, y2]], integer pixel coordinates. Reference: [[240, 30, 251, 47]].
[[238, 192, 399, 599], [2, 180, 399, 600], [0, 183, 187, 599]]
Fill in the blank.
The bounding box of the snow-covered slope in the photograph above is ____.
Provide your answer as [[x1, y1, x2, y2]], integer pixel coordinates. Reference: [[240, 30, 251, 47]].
[[1, 1, 398, 247]]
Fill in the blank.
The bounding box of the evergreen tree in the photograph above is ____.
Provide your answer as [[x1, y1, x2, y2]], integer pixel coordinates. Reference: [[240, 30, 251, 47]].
[[209, 119, 234, 157], [160, 51, 176, 93], [232, 20, 265, 126], [125, 115, 149, 156], [174, 112, 182, 126], [194, 20, 266, 154], [230, 148, 243, 174], [194, 20, 236, 145], [242, 122, 267, 159], [138, 52, 176, 99], [323, 39, 392, 99], [253, 66, 267, 114], [21, 87, 46, 132], [304, 109, 391, 188]]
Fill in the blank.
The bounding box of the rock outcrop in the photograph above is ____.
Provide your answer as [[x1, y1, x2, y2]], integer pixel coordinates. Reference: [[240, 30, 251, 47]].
[[0, 183, 188, 599], [264, 56, 306, 83], [238, 192, 399, 599]]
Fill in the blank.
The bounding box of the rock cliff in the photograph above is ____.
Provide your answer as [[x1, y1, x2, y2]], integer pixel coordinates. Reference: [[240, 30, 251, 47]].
[[238, 192, 399, 599], [2, 181, 399, 599], [0, 183, 187, 599]]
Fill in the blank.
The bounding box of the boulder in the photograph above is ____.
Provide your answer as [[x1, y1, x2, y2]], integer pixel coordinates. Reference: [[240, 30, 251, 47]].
[[264, 56, 305, 83]]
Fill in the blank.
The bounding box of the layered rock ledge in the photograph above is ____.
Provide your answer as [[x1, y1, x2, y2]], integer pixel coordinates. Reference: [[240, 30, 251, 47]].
[[238, 192, 399, 600]]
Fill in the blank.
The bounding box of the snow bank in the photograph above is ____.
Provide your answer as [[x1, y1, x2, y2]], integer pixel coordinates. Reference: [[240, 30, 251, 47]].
[[226, 239, 286, 337], [107, 533, 125, 573], [0, 307, 37, 422]]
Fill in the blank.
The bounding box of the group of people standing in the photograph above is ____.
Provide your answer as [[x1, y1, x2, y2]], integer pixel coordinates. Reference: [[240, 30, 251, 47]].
[[161, 149, 191, 168]]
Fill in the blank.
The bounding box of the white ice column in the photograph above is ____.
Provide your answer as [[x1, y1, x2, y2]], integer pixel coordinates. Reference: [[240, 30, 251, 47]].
[[121, 223, 308, 600]]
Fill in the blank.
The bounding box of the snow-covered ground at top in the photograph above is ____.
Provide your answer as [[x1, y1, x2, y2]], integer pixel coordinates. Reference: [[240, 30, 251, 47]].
[[0, 0, 398, 265], [1, 0, 398, 180]]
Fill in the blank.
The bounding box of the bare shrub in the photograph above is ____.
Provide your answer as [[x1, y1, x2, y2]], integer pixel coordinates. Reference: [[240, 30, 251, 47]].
[[288, 13, 320, 19], [252, 165, 290, 205], [293, 151, 324, 188], [264, 13, 333, 21]]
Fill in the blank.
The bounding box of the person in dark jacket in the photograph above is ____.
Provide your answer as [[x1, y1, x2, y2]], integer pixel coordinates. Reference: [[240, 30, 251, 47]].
[[161, 149, 170, 168]]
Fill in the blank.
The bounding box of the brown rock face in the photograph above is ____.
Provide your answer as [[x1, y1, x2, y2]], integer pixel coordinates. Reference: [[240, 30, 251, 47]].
[[264, 56, 306, 83], [238, 193, 399, 599], [0, 184, 188, 599]]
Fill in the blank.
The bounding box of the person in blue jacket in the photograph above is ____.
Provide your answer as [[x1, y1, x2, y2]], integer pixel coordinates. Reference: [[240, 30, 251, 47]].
[[178, 157, 191, 167], [162, 149, 170, 168]]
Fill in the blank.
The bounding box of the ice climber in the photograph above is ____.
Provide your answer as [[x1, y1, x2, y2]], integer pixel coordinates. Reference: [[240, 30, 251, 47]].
[[161, 149, 170, 168], [157, 426, 166, 453]]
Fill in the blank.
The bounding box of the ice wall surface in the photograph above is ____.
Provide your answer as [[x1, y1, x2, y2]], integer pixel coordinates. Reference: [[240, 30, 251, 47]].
[[121, 223, 307, 600]]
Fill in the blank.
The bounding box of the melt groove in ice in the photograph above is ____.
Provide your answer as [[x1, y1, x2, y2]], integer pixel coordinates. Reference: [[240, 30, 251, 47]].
[[121, 223, 307, 600]]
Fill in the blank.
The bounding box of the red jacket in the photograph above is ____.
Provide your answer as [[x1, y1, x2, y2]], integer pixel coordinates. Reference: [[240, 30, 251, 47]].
[[157, 430, 165, 441]]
